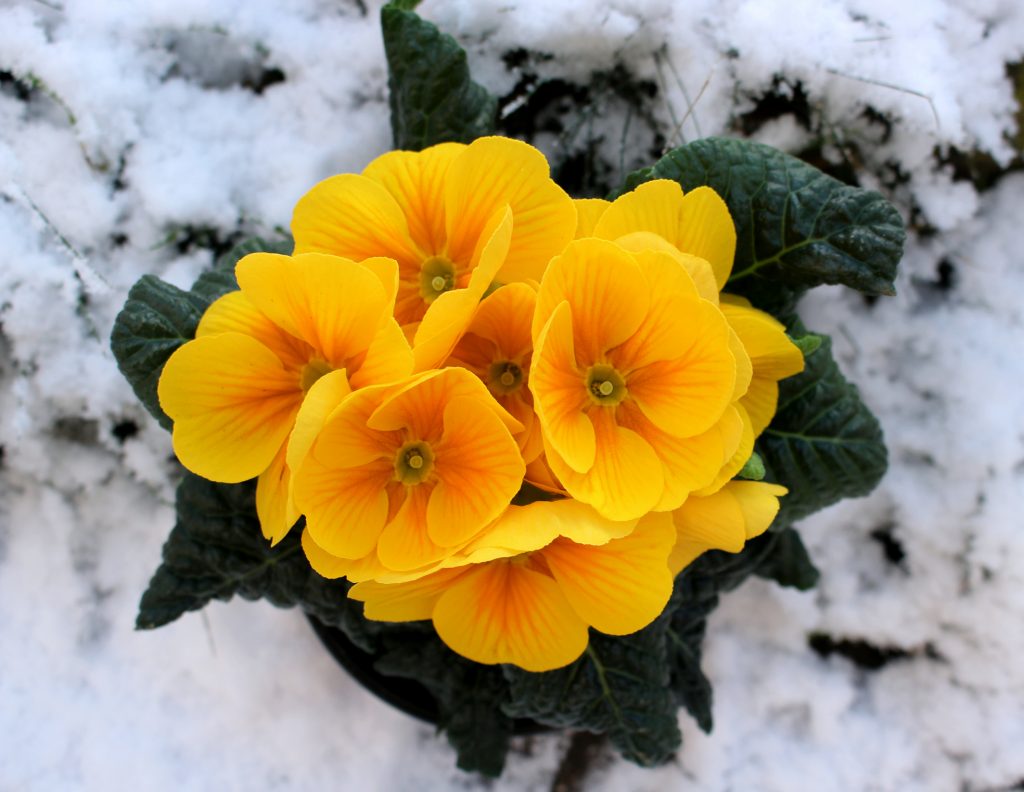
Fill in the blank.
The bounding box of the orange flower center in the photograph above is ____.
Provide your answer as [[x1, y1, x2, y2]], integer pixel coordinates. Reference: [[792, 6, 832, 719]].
[[299, 358, 332, 392], [488, 360, 524, 395], [585, 363, 627, 406], [394, 440, 435, 485], [419, 255, 457, 303]]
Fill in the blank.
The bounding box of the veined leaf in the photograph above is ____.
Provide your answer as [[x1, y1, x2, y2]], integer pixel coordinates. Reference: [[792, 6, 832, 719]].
[[110, 234, 293, 429], [757, 333, 887, 525], [504, 621, 681, 767], [616, 137, 905, 312], [382, 3, 497, 150], [754, 527, 821, 591], [136, 474, 358, 632]]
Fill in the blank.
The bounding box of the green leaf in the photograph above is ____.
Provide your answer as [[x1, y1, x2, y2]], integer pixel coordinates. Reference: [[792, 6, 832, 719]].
[[110, 276, 208, 430], [617, 137, 905, 312], [381, 4, 497, 150], [504, 623, 681, 767], [136, 473, 354, 630], [110, 235, 293, 429], [757, 332, 887, 525], [755, 527, 820, 591], [376, 634, 512, 776], [664, 584, 717, 733]]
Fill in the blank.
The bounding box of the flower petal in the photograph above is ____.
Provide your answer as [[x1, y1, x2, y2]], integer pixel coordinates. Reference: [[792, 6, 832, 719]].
[[694, 404, 756, 497], [444, 136, 576, 282], [286, 368, 352, 477], [301, 527, 354, 580], [573, 197, 609, 238], [256, 443, 300, 545], [547, 407, 664, 521], [349, 567, 468, 622], [427, 396, 525, 547], [196, 290, 312, 370], [675, 186, 737, 290], [292, 172, 421, 267], [530, 301, 595, 473], [158, 333, 302, 482], [671, 486, 747, 553], [729, 480, 788, 539], [235, 252, 392, 370], [350, 317, 414, 389], [721, 301, 804, 380], [624, 297, 737, 438], [412, 207, 512, 372], [362, 142, 465, 255], [294, 455, 393, 559], [533, 237, 648, 364], [455, 499, 636, 566], [542, 511, 675, 635], [615, 400, 739, 512], [377, 486, 451, 571], [433, 560, 589, 671], [595, 180, 736, 289], [368, 367, 522, 440], [741, 376, 779, 438], [614, 233, 719, 303]]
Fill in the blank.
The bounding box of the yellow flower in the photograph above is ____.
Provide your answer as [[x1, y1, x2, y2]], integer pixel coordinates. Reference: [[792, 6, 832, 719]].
[[668, 480, 788, 574], [529, 237, 744, 520], [446, 282, 543, 464], [570, 180, 805, 496], [157, 252, 412, 543], [292, 367, 526, 573], [291, 137, 576, 371], [348, 501, 677, 671]]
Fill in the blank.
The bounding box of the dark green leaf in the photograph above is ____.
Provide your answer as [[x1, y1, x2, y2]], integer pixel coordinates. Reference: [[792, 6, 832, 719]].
[[755, 527, 821, 591], [110, 276, 208, 430], [111, 235, 293, 429], [376, 634, 512, 776], [382, 4, 497, 150], [504, 623, 681, 767], [757, 332, 887, 525], [136, 473, 354, 630], [617, 137, 905, 312], [664, 581, 717, 733]]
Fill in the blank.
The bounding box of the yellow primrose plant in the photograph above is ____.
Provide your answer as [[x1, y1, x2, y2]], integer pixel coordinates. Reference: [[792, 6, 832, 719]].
[[110, 1, 904, 777]]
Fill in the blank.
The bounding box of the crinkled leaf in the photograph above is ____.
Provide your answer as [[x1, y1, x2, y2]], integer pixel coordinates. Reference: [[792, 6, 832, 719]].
[[136, 473, 357, 632], [376, 636, 513, 776], [110, 276, 208, 430], [664, 529, 806, 733], [382, 3, 497, 150], [754, 527, 820, 591], [110, 235, 293, 429], [664, 583, 717, 733], [616, 137, 905, 313], [757, 332, 887, 525], [504, 622, 681, 767]]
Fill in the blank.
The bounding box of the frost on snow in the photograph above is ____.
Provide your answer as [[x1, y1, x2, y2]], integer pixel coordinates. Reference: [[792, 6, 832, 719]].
[[1, 0, 1022, 789]]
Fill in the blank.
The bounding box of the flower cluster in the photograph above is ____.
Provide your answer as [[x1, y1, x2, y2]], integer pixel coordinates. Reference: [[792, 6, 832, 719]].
[[158, 137, 804, 671]]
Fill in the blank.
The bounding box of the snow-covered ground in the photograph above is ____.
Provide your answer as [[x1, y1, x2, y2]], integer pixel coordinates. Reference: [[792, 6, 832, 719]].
[[2, 0, 1022, 789]]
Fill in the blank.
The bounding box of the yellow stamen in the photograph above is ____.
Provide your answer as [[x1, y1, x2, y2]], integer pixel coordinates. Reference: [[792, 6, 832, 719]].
[[597, 380, 614, 396]]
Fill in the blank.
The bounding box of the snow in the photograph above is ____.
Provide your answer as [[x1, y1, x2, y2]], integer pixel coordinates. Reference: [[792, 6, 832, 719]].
[[1, 0, 1022, 788]]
